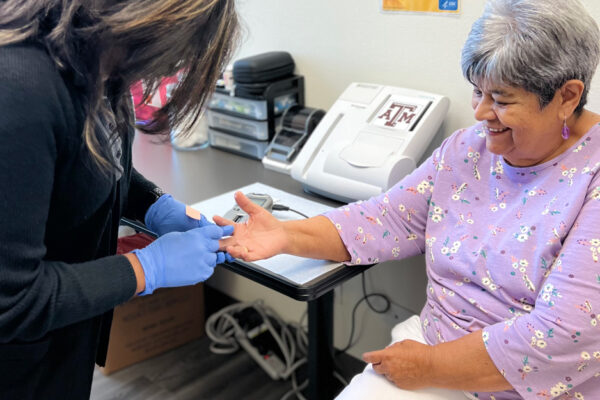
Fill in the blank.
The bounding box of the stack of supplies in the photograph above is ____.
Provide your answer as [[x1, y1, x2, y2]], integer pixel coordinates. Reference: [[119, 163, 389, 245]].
[[207, 51, 305, 159]]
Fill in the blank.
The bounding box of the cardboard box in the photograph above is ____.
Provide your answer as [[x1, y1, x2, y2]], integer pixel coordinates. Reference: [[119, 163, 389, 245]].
[[101, 284, 205, 375], [101, 232, 205, 375]]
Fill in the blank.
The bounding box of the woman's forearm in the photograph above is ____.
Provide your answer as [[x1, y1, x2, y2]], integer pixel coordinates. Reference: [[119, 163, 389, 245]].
[[283, 215, 351, 262], [365, 330, 512, 393], [429, 330, 512, 392]]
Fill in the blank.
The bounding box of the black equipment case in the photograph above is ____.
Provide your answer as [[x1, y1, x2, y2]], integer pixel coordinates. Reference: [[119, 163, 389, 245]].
[[233, 51, 295, 84]]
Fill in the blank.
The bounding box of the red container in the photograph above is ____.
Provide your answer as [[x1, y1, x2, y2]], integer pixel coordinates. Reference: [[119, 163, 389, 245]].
[[130, 76, 179, 124]]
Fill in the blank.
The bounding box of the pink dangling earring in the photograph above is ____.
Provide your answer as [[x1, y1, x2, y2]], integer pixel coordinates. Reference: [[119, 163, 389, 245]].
[[562, 118, 570, 140]]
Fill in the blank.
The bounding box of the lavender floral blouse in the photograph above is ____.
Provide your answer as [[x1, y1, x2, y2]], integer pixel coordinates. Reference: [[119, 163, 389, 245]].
[[325, 122, 600, 400]]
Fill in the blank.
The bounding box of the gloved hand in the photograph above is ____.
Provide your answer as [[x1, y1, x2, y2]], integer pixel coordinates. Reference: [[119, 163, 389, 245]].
[[144, 193, 235, 262], [133, 224, 234, 295], [145, 194, 211, 236]]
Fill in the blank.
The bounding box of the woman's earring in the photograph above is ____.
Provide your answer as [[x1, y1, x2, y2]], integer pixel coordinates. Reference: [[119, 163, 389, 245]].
[[562, 118, 570, 140]]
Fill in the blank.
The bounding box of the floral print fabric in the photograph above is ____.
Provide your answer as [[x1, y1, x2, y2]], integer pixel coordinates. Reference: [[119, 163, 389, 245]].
[[324, 122, 600, 399]]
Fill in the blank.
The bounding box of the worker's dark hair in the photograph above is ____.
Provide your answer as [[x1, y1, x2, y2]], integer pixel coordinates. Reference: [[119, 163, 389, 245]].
[[0, 0, 240, 173]]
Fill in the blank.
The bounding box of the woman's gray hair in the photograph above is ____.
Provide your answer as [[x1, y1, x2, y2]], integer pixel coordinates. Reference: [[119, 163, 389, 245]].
[[462, 0, 600, 113]]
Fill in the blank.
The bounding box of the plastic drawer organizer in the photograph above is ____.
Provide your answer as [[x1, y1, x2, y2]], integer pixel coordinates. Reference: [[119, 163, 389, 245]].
[[208, 127, 270, 159], [207, 110, 281, 141], [208, 75, 305, 159], [208, 92, 296, 120]]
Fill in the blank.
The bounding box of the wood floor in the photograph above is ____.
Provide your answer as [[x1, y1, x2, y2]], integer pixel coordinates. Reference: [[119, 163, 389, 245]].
[[91, 335, 363, 400]]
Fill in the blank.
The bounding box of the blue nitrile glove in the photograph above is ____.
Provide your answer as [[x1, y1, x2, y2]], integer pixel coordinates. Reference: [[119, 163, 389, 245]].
[[144, 194, 234, 261], [133, 224, 234, 296], [145, 194, 211, 236]]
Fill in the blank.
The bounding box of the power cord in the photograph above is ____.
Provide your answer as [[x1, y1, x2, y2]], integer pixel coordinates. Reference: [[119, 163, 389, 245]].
[[272, 203, 310, 219], [362, 271, 391, 315], [206, 301, 297, 376], [204, 302, 245, 354], [336, 272, 418, 354], [206, 301, 347, 400], [336, 273, 390, 354]]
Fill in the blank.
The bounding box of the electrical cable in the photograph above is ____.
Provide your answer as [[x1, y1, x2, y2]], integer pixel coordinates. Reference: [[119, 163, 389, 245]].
[[206, 301, 309, 398], [206, 301, 351, 400], [205, 302, 246, 354], [286, 310, 308, 356], [280, 365, 349, 400], [336, 271, 421, 355], [272, 203, 310, 219], [361, 271, 391, 314], [281, 363, 308, 400], [334, 371, 349, 387], [336, 272, 391, 354]]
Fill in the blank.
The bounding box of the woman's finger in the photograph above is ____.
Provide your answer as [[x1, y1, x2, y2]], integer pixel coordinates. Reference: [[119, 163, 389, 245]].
[[371, 361, 385, 375], [363, 350, 383, 365], [234, 191, 263, 216], [218, 237, 236, 251], [224, 245, 251, 260]]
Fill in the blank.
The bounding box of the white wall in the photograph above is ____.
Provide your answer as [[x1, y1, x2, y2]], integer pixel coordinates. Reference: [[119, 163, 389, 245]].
[[207, 0, 600, 360]]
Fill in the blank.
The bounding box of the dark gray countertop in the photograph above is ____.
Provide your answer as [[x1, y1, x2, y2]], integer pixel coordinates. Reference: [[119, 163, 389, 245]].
[[132, 131, 341, 209]]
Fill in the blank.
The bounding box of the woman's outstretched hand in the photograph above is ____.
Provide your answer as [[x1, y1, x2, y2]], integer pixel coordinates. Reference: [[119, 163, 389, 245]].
[[213, 192, 289, 262]]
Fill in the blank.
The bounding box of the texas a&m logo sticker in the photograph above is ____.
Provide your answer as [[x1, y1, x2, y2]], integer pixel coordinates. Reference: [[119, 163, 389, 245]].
[[371, 95, 430, 131]]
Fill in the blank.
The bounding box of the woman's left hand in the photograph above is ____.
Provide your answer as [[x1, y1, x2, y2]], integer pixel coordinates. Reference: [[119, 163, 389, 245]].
[[145, 194, 211, 236], [214, 192, 289, 262], [363, 339, 434, 390]]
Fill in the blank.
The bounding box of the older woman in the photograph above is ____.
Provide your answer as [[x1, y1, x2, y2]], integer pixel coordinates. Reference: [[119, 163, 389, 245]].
[[216, 0, 600, 399]]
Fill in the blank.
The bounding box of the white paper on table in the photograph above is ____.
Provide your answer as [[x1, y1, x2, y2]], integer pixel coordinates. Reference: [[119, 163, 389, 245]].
[[190, 182, 345, 286]]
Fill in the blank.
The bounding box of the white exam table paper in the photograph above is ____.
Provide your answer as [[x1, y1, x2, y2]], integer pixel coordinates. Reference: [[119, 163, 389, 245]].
[[190, 182, 345, 286]]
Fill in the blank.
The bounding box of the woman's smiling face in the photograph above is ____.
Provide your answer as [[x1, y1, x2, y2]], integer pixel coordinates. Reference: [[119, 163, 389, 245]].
[[471, 82, 568, 167]]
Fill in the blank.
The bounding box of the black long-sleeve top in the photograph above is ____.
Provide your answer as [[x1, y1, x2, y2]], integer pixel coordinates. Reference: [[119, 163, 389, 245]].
[[0, 43, 161, 398]]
